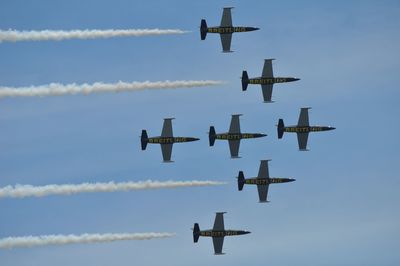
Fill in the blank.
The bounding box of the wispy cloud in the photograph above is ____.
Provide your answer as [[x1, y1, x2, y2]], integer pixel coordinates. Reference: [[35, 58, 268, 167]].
[[0, 80, 225, 99], [0, 232, 175, 249], [0, 29, 188, 42], [0, 180, 226, 198]]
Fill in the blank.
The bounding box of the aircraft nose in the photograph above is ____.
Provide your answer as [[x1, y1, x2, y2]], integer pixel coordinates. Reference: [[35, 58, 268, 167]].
[[330, 127, 336, 130], [244, 231, 251, 235], [260, 133, 267, 137], [294, 78, 301, 81], [289, 178, 296, 182]]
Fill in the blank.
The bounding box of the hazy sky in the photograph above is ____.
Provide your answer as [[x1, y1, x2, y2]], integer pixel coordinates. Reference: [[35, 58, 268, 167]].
[[0, 1, 399, 265]]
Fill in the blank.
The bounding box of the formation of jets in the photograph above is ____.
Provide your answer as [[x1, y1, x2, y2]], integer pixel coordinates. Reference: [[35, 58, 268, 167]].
[[138, 7, 336, 255]]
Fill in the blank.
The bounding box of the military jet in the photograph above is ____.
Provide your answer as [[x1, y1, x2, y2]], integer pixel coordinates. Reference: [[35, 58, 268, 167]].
[[241, 59, 300, 102], [141, 118, 199, 162], [209, 114, 267, 158], [278, 107, 336, 151], [200, 7, 259, 52], [193, 212, 250, 255], [238, 160, 295, 203]]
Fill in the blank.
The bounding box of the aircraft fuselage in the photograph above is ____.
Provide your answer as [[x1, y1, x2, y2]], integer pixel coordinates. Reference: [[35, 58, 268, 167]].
[[283, 126, 335, 134], [215, 133, 266, 140], [245, 177, 295, 185], [247, 77, 300, 85], [207, 26, 259, 34], [148, 137, 199, 144], [199, 230, 250, 237]]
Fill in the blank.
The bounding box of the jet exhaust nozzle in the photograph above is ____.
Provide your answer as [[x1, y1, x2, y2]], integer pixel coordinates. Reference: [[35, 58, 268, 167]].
[[193, 223, 200, 243], [200, 19, 208, 40], [238, 171, 245, 191], [141, 130, 149, 150], [277, 119, 285, 139], [209, 126, 216, 146], [241, 71, 249, 91]]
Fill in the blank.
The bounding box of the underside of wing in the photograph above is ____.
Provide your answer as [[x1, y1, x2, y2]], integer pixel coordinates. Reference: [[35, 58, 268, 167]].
[[161, 118, 174, 137], [213, 212, 225, 231], [261, 84, 273, 102], [262, 59, 274, 78], [220, 34, 233, 52], [161, 143, 173, 162], [212, 237, 225, 254], [297, 133, 309, 151], [257, 160, 270, 179], [297, 108, 310, 127], [228, 140, 240, 158], [257, 184, 269, 202], [220, 7, 233, 27], [229, 115, 241, 134]]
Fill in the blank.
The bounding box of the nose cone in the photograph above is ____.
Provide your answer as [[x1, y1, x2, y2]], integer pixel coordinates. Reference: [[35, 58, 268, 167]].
[[294, 78, 301, 81], [243, 231, 251, 235], [288, 178, 296, 182], [330, 127, 336, 130], [190, 137, 200, 141]]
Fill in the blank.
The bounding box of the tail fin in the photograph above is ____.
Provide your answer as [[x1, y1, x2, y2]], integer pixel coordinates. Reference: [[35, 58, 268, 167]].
[[200, 19, 208, 40], [238, 171, 245, 191], [277, 119, 285, 139], [209, 126, 216, 146], [141, 130, 149, 150], [193, 223, 200, 243], [241, 71, 249, 91]]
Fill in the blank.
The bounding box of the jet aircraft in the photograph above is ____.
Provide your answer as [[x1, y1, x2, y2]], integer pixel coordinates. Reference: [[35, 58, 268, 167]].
[[238, 160, 295, 203], [241, 59, 300, 102], [141, 118, 199, 162], [200, 7, 259, 52], [277, 107, 336, 150], [209, 114, 267, 158], [193, 212, 250, 255]]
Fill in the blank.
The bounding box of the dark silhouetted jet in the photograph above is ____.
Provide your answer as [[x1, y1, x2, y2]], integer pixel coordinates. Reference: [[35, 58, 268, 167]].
[[209, 114, 267, 158], [241, 59, 300, 102], [200, 7, 259, 52], [141, 118, 199, 162], [238, 160, 295, 203], [278, 107, 336, 151], [192, 212, 250, 255]]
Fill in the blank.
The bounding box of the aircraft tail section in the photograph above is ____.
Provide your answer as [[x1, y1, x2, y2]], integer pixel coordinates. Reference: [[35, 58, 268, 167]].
[[141, 130, 149, 150], [193, 223, 200, 243], [241, 71, 249, 91], [277, 119, 285, 139], [200, 19, 208, 40], [238, 171, 245, 191], [209, 126, 216, 146]]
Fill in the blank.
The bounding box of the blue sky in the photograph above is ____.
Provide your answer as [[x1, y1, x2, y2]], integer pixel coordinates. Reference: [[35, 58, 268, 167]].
[[0, 0, 400, 265]]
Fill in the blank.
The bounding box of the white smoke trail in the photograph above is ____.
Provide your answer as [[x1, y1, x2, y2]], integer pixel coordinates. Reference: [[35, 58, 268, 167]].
[[0, 80, 224, 99], [0, 180, 226, 198], [0, 232, 175, 249], [0, 29, 188, 42]]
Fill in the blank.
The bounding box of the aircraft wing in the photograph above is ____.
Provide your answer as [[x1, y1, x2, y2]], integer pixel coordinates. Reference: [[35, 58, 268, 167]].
[[220, 34, 232, 52], [228, 140, 240, 158], [261, 59, 274, 78], [161, 118, 174, 137], [220, 7, 233, 27], [257, 184, 269, 202], [212, 237, 225, 255], [213, 212, 226, 231], [297, 133, 309, 151], [161, 144, 173, 162], [257, 160, 270, 179], [297, 108, 310, 127], [229, 115, 241, 134], [261, 84, 274, 102]]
